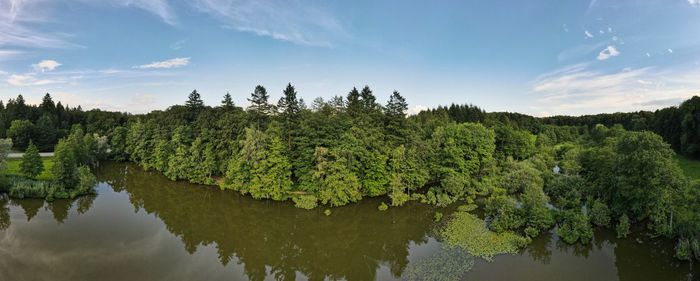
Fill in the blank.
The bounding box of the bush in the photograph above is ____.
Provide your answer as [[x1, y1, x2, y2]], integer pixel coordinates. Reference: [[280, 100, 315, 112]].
[[434, 212, 443, 222], [378, 202, 389, 211], [589, 199, 611, 227], [616, 214, 631, 238], [557, 210, 593, 244], [457, 204, 478, 212], [676, 238, 691, 260], [292, 194, 318, 210]]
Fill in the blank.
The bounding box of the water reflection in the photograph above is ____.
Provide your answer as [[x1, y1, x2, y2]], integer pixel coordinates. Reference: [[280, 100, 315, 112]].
[[96, 162, 437, 281], [0, 162, 697, 281]]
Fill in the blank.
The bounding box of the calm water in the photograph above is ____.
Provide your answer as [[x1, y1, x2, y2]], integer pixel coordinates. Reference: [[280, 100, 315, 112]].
[[0, 162, 696, 281]]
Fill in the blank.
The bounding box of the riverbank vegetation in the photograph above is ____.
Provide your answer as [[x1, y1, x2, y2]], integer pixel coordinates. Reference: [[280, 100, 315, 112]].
[[0, 89, 699, 262], [0, 127, 101, 200]]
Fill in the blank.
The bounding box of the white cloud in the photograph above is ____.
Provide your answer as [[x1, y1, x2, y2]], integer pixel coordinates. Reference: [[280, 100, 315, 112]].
[[6, 74, 61, 86], [596, 46, 620, 60], [646, 52, 651, 57], [689, 0, 699, 7], [407, 104, 428, 115], [585, 30, 594, 38], [531, 64, 700, 114], [32, 59, 61, 72], [134, 57, 190, 69], [191, 0, 345, 47], [668, 48, 674, 53], [637, 79, 653, 85]]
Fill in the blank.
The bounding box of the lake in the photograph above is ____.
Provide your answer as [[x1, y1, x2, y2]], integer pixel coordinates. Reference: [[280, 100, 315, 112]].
[[0, 162, 696, 281]]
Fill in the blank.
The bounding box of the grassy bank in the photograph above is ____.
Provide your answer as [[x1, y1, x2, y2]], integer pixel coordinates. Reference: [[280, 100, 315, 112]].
[[677, 155, 700, 180], [3, 157, 55, 181]]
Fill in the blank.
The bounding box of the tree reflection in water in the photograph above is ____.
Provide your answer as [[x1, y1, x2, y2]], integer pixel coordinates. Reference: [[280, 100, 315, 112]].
[[96, 162, 437, 281]]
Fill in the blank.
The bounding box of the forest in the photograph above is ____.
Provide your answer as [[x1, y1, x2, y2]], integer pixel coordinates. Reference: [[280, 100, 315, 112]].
[[0, 86, 699, 262]]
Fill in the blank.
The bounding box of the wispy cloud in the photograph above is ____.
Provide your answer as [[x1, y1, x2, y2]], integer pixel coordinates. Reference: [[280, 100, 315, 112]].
[[191, 0, 344, 47], [170, 39, 186, 50], [32, 59, 61, 72], [531, 64, 700, 114], [6, 74, 62, 86], [115, 0, 176, 25], [689, 0, 699, 7], [0, 49, 24, 60], [585, 30, 594, 38], [134, 57, 189, 69], [596, 46, 619, 60]]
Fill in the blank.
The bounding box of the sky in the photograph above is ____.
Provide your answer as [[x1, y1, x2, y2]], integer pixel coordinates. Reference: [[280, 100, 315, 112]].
[[0, 0, 699, 116]]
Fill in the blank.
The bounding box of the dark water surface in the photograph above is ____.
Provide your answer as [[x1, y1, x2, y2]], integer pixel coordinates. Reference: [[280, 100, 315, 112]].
[[0, 162, 696, 281]]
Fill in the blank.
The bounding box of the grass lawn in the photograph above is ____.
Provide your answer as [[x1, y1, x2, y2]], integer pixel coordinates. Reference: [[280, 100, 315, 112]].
[[677, 155, 700, 180], [3, 157, 55, 181]]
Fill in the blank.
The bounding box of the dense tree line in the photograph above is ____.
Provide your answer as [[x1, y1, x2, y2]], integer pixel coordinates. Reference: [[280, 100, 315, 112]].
[[540, 96, 700, 159], [1, 87, 699, 261], [0, 93, 128, 151]]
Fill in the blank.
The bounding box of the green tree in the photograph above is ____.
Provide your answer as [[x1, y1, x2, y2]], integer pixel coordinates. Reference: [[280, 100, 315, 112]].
[[165, 126, 191, 181], [277, 83, 301, 157], [557, 209, 593, 244], [247, 85, 273, 129], [346, 87, 362, 118], [430, 123, 496, 205], [7, 119, 35, 151], [20, 141, 43, 179], [312, 147, 363, 206], [221, 92, 235, 109], [53, 138, 79, 188], [34, 114, 57, 151], [384, 91, 408, 145], [186, 89, 205, 110]]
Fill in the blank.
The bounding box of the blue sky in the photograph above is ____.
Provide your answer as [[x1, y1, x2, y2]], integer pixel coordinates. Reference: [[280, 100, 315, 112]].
[[1, 0, 699, 116]]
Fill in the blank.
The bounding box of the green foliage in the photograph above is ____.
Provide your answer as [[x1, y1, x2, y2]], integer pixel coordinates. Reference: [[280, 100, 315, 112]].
[[378, 202, 388, 211], [430, 123, 496, 205], [312, 147, 362, 206], [557, 209, 593, 244], [675, 238, 691, 261], [0, 138, 12, 171], [324, 209, 331, 216], [7, 119, 35, 150], [616, 214, 631, 238], [457, 204, 478, 212], [434, 212, 443, 222], [494, 125, 536, 160], [224, 127, 292, 200], [292, 194, 318, 210], [485, 188, 523, 233], [441, 212, 529, 261], [20, 141, 43, 179], [589, 199, 611, 227]]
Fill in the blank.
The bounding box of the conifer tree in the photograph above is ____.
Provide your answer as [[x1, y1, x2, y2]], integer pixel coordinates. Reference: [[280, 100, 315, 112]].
[[20, 141, 43, 179]]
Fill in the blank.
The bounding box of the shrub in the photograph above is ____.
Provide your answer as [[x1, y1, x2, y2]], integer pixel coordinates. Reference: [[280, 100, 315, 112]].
[[292, 195, 318, 210], [589, 199, 611, 227], [434, 212, 443, 222], [616, 214, 631, 238]]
